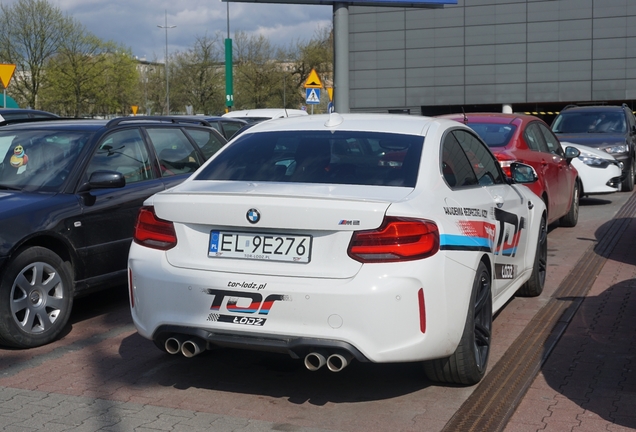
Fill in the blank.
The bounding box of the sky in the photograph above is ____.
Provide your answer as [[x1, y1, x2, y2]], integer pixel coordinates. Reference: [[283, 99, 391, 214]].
[[5, 0, 333, 61]]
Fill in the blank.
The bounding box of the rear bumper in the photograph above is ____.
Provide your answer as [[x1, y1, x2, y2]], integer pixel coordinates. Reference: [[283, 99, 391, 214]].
[[128, 244, 476, 363]]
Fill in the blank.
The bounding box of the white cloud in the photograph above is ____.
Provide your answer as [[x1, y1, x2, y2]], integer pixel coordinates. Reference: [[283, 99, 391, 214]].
[[4, 0, 332, 60]]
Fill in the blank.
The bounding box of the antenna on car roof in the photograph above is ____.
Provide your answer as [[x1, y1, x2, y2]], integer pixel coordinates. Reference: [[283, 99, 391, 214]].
[[461, 107, 468, 124]]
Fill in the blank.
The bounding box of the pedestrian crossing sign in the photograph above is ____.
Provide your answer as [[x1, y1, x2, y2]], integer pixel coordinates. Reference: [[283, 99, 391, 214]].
[[306, 88, 320, 104]]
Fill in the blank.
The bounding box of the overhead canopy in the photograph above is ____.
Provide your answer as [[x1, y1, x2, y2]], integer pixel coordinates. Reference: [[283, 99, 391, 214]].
[[0, 95, 19, 108], [223, 0, 456, 7]]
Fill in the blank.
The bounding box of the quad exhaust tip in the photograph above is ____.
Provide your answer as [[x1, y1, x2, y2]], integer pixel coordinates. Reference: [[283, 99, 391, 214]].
[[164, 336, 205, 358], [304, 351, 354, 372], [165, 336, 353, 367]]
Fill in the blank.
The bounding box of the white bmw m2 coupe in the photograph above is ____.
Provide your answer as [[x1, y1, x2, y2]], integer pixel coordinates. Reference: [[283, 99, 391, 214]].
[[127, 113, 547, 385]]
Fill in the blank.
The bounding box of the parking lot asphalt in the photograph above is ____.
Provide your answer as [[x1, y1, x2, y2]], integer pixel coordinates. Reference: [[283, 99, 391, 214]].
[[0, 193, 635, 432]]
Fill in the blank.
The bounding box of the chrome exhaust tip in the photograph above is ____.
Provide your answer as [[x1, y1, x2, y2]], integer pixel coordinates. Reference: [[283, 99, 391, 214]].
[[327, 353, 353, 372], [304, 351, 328, 371], [181, 339, 205, 358], [164, 336, 185, 355]]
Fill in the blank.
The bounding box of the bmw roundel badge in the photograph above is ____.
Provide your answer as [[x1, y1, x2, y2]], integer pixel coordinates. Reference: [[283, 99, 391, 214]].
[[246, 208, 260, 224]]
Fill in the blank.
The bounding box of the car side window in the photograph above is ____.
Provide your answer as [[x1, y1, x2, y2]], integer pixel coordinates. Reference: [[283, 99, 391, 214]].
[[184, 128, 226, 160], [146, 128, 203, 177], [524, 123, 549, 153], [453, 129, 503, 186], [220, 121, 244, 139], [85, 128, 154, 184], [538, 123, 564, 157], [441, 131, 478, 188]]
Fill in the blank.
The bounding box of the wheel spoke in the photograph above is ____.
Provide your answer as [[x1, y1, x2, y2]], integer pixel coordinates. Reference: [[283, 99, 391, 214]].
[[14, 271, 34, 293], [45, 294, 65, 310], [34, 311, 52, 331], [473, 269, 492, 371], [474, 279, 489, 312], [10, 295, 28, 315], [21, 307, 38, 331], [474, 321, 491, 347]]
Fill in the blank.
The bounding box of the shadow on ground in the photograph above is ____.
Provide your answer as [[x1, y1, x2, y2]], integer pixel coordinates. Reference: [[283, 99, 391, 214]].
[[116, 332, 435, 405], [546, 278, 636, 429]]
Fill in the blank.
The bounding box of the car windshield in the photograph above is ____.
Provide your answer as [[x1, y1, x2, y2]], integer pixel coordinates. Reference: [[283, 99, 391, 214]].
[[466, 123, 516, 147], [552, 111, 626, 134], [195, 130, 423, 187], [0, 129, 90, 192]]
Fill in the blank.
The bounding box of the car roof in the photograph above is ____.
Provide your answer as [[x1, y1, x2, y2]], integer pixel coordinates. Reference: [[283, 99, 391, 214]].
[[437, 112, 538, 124], [560, 105, 625, 112], [234, 112, 449, 136], [0, 108, 58, 114], [223, 108, 309, 119], [0, 119, 108, 131], [173, 115, 247, 124], [0, 108, 58, 121], [0, 116, 225, 132]]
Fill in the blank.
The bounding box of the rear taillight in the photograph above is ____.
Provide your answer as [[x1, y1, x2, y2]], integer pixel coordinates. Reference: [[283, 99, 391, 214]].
[[348, 217, 439, 263], [495, 154, 516, 177], [134, 206, 177, 250]]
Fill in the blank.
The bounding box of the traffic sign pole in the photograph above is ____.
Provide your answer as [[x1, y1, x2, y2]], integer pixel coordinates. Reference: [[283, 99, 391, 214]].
[[304, 68, 323, 115], [0, 64, 17, 109]]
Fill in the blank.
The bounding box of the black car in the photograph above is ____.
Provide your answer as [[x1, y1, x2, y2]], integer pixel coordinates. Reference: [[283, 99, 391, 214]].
[[0, 108, 58, 123], [173, 115, 248, 140], [0, 116, 227, 348], [551, 104, 636, 191]]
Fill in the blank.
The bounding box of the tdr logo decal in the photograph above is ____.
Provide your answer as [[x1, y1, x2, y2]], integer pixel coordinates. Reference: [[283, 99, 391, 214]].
[[205, 288, 290, 326]]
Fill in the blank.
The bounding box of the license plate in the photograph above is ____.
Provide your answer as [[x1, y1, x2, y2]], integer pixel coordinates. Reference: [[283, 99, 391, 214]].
[[208, 231, 312, 263]]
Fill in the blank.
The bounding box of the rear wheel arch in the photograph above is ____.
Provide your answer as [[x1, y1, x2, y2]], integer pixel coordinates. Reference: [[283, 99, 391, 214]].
[[8, 235, 77, 281], [424, 260, 493, 385]]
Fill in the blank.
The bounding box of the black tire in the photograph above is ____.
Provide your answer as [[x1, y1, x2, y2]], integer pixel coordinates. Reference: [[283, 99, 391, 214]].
[[0, 247, 73, 348], [559, 180, 579, 228], [424, 261, 492, 385], [621, 160, 634, 192], [517, 213, 547, 297]]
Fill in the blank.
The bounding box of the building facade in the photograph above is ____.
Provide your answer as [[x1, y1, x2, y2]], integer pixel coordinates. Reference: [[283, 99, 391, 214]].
[[349, 0, 636, 118]]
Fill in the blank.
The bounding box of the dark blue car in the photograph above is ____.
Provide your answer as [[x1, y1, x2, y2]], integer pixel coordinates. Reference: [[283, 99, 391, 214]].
[[0, 117, 226, 348]]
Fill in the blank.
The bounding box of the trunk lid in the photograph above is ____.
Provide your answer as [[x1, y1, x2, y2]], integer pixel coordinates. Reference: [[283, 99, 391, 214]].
[[153, 181, 414, 279]]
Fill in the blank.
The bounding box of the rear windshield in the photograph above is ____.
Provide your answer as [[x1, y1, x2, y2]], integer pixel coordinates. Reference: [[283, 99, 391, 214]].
[[194, 130, 423, 187], [466, 123, 516, 148]]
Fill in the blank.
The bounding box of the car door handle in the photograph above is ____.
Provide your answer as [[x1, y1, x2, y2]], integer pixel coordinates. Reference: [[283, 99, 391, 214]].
[[493, 195, 504, 208]]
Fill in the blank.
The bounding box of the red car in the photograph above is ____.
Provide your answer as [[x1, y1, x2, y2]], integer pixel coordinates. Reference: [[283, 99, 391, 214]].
[[439, 113, 581, 227]]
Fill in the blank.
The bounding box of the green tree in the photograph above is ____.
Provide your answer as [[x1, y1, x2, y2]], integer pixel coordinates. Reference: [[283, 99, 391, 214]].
[[40, 22, 111, 117], [0, 0, 73, 109], [95, 46, 141, 117], [170, 34, 225, 115], [137, 60, 164, 116], [232, 31, 286, 109]]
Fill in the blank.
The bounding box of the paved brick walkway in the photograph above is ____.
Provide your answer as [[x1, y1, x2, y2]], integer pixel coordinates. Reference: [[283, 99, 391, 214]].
[[505, 217, 636, 432]]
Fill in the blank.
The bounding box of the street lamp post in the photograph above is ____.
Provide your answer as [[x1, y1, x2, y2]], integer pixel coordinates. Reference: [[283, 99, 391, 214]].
[[158, 10, 176, 115]]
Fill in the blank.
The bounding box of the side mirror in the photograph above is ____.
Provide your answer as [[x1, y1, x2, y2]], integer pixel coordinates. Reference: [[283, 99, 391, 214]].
[[510, 162, 538, 184], [564, 146, 580, 160], [77, 170, 126, 193], [564, 146, 580, 165]]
